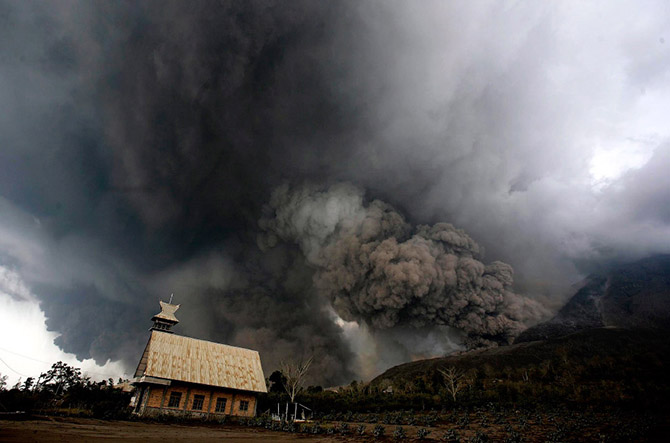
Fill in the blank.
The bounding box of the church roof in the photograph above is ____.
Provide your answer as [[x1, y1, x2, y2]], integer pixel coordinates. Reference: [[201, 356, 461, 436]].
[[134, 331, 267, 393]]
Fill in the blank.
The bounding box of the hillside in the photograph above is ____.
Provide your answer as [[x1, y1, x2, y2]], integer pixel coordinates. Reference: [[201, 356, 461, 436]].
[[369, 256, 670, 408], [372, 327, 669, 386], [516, 255, 670, 343], [368, 326, 670, 409]]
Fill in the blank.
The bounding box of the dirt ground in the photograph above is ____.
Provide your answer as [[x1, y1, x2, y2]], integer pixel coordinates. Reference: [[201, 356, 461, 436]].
[[0, 417, 338, 442], [1, 413, 667, 442]]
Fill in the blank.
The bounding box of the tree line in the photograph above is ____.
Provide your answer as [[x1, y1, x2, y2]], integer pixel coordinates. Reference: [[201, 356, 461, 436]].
[[0, 361, 131, 419]]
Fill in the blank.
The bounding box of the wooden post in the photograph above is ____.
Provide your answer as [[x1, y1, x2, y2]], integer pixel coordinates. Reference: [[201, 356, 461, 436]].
[[134, 387, 142, 413], [206, 389, 214, 419], [142, 386, 151, 414], [230, 393, 236, 416], [183, 387, 191, 416], [159, 386, 168, 410], [133, 387, 144, 413], [253, 395, 258, 417]]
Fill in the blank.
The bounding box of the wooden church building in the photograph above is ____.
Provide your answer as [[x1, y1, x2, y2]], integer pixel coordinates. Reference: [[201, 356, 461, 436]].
[[131, 300, 266, 417]]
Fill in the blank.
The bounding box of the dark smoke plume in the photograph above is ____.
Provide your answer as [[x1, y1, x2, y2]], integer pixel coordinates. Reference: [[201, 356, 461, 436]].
[[2, 1, 669, 385], [0, 0, 366, 385], [259, 183, 547, 348]]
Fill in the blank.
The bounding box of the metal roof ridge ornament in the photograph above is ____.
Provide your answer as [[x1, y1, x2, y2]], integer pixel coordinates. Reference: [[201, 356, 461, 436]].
[[150, 296, 180, 333]]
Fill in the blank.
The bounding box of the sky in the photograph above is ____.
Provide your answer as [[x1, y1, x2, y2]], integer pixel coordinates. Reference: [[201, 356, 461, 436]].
[[0, 282, 126, 387], [1, 0, 670, 386]]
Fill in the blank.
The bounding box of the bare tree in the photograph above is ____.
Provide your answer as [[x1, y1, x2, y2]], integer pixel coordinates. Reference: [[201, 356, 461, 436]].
[[279, 356, 313, 403], [439, 366, 469, 402]]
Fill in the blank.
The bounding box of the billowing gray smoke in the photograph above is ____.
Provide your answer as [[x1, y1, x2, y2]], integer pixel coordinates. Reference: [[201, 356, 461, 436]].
[[259, 183, 547, 348], [2, 0, 669, 386]]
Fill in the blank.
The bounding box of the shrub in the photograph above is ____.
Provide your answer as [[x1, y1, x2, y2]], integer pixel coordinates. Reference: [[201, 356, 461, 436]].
[[373, 424, 385, 438], [357, 424, 366, 435], [417, 427, 431, 439], [442, 429, 460, 442], [458, 414, 470, 428], [393, 426, 407, 440]]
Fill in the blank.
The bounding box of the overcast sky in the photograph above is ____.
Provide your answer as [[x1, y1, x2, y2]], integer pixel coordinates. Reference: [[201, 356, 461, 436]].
[[1, 1, 670, 385]]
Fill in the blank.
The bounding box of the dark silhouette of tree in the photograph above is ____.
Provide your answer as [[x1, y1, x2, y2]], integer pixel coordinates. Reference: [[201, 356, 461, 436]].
[[39, 361, 82, 396], [21, 377, 34, 391], [268, 370, 287, 393]]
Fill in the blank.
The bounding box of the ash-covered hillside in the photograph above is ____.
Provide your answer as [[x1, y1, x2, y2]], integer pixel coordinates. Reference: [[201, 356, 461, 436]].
[[516, 255, 670, 343], [367, 255, 670, 410]]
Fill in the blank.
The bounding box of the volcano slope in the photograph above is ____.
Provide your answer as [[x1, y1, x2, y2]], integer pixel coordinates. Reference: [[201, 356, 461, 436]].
[[516, 255, 670, 343], [370, 256, 670, 409]]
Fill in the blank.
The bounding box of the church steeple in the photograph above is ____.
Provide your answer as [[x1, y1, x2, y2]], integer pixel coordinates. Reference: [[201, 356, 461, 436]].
[[151, 296, 180, 333]]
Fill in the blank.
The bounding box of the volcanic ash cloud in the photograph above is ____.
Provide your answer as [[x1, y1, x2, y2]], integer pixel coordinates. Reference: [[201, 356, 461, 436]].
[[259, 183, 547, 348]]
